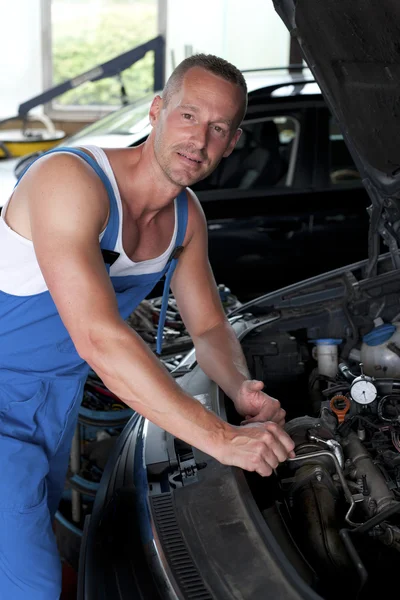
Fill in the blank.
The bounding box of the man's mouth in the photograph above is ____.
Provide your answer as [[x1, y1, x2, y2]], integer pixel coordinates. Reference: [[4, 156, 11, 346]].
[[177, 152, 203, 164]]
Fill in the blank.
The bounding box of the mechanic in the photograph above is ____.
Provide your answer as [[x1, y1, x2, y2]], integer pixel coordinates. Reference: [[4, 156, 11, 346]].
[[0, 53, 295, 598]]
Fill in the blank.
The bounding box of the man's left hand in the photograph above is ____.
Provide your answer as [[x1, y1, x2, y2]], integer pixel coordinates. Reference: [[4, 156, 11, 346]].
[[235, 380, 286, 427]]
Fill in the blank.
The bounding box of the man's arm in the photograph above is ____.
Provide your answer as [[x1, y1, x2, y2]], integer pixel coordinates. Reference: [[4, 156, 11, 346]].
[[24, 156, 225, 452], [171, 189, 286, 424], [22, 157, 293, 476]]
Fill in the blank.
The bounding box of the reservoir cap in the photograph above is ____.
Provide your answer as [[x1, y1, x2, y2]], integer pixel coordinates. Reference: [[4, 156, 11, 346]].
[[363, 324, 396, 346]]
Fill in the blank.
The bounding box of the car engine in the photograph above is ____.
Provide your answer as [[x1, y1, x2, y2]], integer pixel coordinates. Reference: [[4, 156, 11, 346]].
[[237, 277, 400, 599], [274, 329, 400, 597]]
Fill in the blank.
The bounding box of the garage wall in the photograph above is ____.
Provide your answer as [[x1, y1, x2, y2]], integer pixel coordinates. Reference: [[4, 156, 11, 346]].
[[165, 0, 290, 76], [0, 0, 43, 119]]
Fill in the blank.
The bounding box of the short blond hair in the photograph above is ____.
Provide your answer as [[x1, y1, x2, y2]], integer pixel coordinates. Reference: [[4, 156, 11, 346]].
[[163, 53, 248, 127]]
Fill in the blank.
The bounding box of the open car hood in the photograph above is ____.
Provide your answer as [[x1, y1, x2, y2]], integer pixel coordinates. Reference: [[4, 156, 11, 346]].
[[272, 0, 400, 274]]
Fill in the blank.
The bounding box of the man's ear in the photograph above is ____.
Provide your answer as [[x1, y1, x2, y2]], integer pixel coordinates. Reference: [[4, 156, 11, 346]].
[[149, 95, 163, 126], [223, 128, 242, 158]]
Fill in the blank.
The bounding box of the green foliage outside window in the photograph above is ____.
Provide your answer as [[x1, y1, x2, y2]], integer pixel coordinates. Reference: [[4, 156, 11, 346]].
[[52, 0, 157, 107]]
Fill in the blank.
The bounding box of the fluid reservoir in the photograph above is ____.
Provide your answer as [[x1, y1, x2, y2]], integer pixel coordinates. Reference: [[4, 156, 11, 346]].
[[358, 319, 400, 378], [310, 338, 342, 378]]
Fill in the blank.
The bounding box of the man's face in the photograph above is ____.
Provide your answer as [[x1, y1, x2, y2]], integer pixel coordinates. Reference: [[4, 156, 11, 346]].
[[150, 67, 244, 187]]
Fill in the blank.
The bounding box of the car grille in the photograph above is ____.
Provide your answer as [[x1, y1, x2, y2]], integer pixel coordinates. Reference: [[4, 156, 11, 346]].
[[150, 493, 212, 599]]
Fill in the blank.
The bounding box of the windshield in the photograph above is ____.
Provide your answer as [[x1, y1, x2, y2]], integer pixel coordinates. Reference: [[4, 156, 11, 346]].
[[64, 94, 153, 145]]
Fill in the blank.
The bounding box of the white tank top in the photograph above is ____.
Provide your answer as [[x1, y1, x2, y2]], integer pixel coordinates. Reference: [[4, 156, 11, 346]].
[[0, 145, 178, 296]]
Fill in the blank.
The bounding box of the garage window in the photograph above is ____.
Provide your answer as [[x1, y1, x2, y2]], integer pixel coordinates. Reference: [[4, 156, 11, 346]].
[[192, 116, 299, 192], [43, 0, 158, 120]]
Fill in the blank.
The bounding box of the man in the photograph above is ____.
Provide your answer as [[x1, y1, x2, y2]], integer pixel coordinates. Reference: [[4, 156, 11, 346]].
[[0, 53, 294, 598]]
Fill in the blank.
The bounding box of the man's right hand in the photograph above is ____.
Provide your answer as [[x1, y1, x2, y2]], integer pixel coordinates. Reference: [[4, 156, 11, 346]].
[[215, 421, 295, 477]]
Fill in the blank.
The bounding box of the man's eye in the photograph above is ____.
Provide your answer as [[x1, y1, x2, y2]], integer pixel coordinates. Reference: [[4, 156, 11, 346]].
[[182, 113, 193, 120], [214, 125, 225, 135]]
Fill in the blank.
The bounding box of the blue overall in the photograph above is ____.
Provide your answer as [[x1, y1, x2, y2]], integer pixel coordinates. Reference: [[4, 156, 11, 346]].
[[0, 147, 188, 598]]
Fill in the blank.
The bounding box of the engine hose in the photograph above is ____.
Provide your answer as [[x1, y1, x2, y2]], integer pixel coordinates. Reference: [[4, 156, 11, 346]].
[[338, 503, 400, 596], [338, 529, 368, 596], [377, 395, 400, 424], [352, 501, 400, 535], [340, 300, 359, 360], [375, 380, 400, 389], [338, 415, 382, 439]]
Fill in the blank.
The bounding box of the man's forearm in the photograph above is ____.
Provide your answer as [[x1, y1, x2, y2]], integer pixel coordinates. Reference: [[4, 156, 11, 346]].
[[79, 320, 231, 458], [193, 319, 250, 409], [78, 318, 294, 477]]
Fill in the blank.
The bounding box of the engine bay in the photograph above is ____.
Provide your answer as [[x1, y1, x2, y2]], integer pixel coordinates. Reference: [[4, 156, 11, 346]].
[[236, 264, 400, 599]]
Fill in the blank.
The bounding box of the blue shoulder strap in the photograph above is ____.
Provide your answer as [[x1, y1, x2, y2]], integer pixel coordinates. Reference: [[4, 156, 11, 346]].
[[16, 147, 120, 263], [156, 189, 188, 355]]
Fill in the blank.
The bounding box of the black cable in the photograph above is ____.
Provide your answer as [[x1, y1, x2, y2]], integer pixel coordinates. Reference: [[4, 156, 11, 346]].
[[366, 201, 383, 279], [353, 414, 383, 431], [321, 382, 350, 396], [338, 503, 400, 597], [339, 529, 368, 597], [377, 394, 400, 424], [341, 298, 359, 360], [352, 501, 400, 535]]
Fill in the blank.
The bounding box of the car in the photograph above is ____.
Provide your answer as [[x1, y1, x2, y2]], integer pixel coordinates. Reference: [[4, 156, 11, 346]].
[[0, 68, 373, 301], [77, 1, 400, 599]]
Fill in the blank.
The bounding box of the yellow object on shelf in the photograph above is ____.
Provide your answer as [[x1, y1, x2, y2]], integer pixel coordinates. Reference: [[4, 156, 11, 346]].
[[0, 129, 66, 158], [0, 113, 66, 159]]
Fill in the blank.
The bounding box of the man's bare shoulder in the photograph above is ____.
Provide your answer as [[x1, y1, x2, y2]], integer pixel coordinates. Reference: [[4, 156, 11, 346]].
[[186, 188, 206, 233], [20, 151, 105, 191], [185, 186, 202, 208], [9, 151, 109, 240]]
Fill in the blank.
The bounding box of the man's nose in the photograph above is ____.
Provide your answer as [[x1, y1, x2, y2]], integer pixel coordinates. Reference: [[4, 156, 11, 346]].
[[190, 123, 208, 148]]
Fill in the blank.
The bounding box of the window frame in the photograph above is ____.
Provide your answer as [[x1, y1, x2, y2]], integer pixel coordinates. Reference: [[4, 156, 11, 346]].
[[192, 114, 301, 196], [40, 0, 163, 123], [239, 115, 300, 188]]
